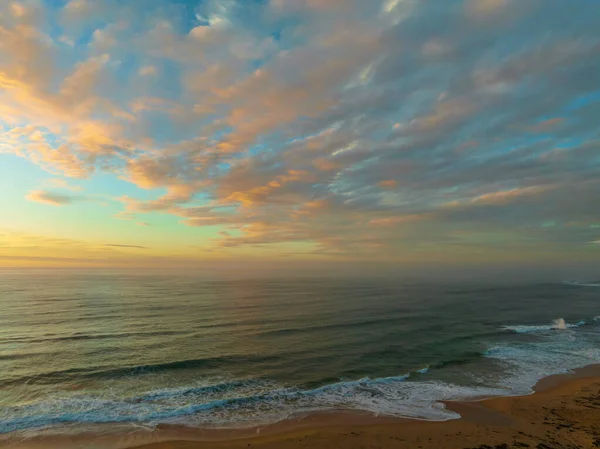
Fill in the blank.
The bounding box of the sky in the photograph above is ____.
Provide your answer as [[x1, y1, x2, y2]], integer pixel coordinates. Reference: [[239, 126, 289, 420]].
[[1, 0, 600, 272]]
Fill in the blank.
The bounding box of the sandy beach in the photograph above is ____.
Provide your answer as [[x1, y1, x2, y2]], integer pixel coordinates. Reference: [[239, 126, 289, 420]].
[[3, 365, 599, 449]]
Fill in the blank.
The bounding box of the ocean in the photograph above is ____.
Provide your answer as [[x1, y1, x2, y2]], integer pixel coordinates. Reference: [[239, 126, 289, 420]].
[[1, 269, 599, 439]]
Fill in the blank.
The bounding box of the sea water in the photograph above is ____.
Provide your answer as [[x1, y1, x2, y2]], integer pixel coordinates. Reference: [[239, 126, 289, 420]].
[[1, 269, 599, 437]]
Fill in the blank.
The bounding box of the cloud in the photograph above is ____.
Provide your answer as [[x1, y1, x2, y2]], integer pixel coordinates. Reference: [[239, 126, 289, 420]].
[[368, 214, 433, 227], [2, 0, 600, 261], [469, 186, 554, 205], [26, 190, 77, 206], [0, 229, 156, 266], [446, 185, 557, 208], [138, 65, 157, 76], [105, 244, 148, 249], [379, 180, 397, 189], [465, 0, 512, 19], [46, 178, 83, 192], [113, 211, 151, 227]]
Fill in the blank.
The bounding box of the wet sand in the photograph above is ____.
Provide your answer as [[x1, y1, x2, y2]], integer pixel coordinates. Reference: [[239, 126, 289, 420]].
[[3, 365, 600, 449]]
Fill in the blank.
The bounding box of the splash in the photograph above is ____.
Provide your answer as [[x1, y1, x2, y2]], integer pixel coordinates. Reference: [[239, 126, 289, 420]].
[[552, 318, 567, 330]]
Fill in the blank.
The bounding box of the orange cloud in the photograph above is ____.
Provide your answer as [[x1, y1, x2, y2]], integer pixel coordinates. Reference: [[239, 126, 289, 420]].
[[46, 178, 83, 192], [312, 158, 341, 171], [26, 190, 74, 206], [0, 66, 133, 176], [224, 169, 314, 206], [379, 179, 397, 188], [292, 198, 333, 217], [469, 185, 554, 205], [368, 213, 432, 227]]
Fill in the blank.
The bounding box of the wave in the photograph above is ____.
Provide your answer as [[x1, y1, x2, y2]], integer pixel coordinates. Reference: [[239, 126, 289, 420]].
[[428, 351, 486, 369], [0, 330, 188, 345], [0, 374, 507, 434], [254, 316, 407, 337], [2, 318, 599, 436], [136, 379, 277, 402], [503, 318, 586, 333], [485, 327, 600, 393], [563, 280, 600, 287], [0, 354, 281, 387]]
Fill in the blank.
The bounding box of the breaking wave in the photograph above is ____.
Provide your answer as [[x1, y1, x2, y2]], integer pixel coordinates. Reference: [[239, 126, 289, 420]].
[[503, 318, 586, 333]]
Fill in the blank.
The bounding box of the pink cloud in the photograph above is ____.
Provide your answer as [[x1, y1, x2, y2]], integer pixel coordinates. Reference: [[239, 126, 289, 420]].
[[469, 185, 555, 205]]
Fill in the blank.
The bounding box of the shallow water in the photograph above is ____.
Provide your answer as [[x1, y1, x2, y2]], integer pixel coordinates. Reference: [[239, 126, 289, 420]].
[[1, 269, 599, 436]]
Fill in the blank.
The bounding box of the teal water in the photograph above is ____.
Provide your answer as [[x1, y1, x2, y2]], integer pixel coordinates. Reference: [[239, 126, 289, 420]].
[[1, 269, 600, 436]]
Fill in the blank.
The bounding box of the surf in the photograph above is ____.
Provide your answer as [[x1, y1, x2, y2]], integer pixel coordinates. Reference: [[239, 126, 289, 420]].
[[2, 317, 599, 435]]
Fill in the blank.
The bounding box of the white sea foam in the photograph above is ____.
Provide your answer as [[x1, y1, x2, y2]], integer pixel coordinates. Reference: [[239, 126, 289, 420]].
[[0, 374, 506, 433], [486, 322, 600, 395]]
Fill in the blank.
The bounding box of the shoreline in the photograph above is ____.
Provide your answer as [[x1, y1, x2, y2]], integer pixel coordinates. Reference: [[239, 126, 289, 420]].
[[2, 364, 600, 449]]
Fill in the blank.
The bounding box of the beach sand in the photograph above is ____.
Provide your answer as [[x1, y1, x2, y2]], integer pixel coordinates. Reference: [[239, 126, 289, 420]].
[[4, 366, 600, 449]]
